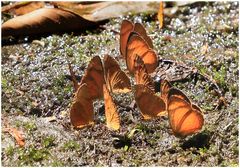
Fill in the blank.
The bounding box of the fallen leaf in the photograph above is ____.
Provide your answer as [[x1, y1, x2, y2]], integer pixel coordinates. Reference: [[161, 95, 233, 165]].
[[52, 1, 160, 22], [2, 8, 97, 37], [2, 2, 45, 16], [1, 1, 202, 38], [3, 127, 25, 147], [158, 1, 164, 28]]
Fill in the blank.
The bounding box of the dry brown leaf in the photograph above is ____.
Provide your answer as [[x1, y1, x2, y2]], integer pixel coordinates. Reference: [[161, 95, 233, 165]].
[[2, 1, 201, 37], [2, 8, 96, 37], [2, 2, 45, 16], [3, 127, 25, 147], [52, 1, 160, 22], [158, 1, 164, 29]]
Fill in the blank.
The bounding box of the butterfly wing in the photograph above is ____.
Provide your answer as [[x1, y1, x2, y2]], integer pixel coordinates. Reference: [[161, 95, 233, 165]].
[[103, 84, 120, 130], [160, 80, 172, 102], [104, 55, 131, 93], [120, 20, 134, 58], [134, 23, 153, 49], [168, 95, 204, 137], [134, 84, 166, 120], [70, 83, 94, 128], [134, 56, 155, 91], [126, 33, 158, 74], [80, 56, 105, 100], [167, 87, 191, 104]]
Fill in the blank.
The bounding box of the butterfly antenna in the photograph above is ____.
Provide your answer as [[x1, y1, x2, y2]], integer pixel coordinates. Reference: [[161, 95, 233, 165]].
[[68, 62, 79, 92]]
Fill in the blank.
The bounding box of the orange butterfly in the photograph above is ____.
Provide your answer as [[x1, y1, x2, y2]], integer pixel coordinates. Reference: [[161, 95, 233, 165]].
[[120, 20, 153, 58], [70, 55, 130, 130], [70, 83, 94, 128], [134, 84, 166, 120], [160, 80, 204, 137], [120, 20, 158, 74], [134, 56, 155, 92], [71, 55, 131, 100]]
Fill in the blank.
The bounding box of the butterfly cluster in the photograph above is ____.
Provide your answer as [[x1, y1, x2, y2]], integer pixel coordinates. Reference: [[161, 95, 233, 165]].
[[69, 20, 204, 138]]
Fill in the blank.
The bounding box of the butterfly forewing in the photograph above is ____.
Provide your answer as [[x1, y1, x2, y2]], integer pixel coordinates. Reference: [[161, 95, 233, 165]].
[[134, 84, 166, 120], [120, 20, 134, 58], [103, 84, 120, 130], [167, 88, 191, 104], [134, 23, 153, 49], [80, 56, 105, 100], [160, 80, 172, 102], [103, 55, 131, 93], [70, 83, 94, 128]]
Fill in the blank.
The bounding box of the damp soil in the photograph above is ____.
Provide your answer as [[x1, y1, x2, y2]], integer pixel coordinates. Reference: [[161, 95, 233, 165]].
[[1, 2, 239, 166]]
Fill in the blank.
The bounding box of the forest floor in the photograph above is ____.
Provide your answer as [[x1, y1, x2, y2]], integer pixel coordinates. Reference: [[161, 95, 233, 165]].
[[1, 2, 239, 166]]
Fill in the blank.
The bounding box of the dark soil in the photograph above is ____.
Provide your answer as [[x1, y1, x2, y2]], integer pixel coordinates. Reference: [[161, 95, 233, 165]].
[[1, 1, 239, 166]]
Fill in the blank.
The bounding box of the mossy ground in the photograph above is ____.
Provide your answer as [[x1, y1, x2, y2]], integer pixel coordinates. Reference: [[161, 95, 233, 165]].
[[1, 2, 239, 166]]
